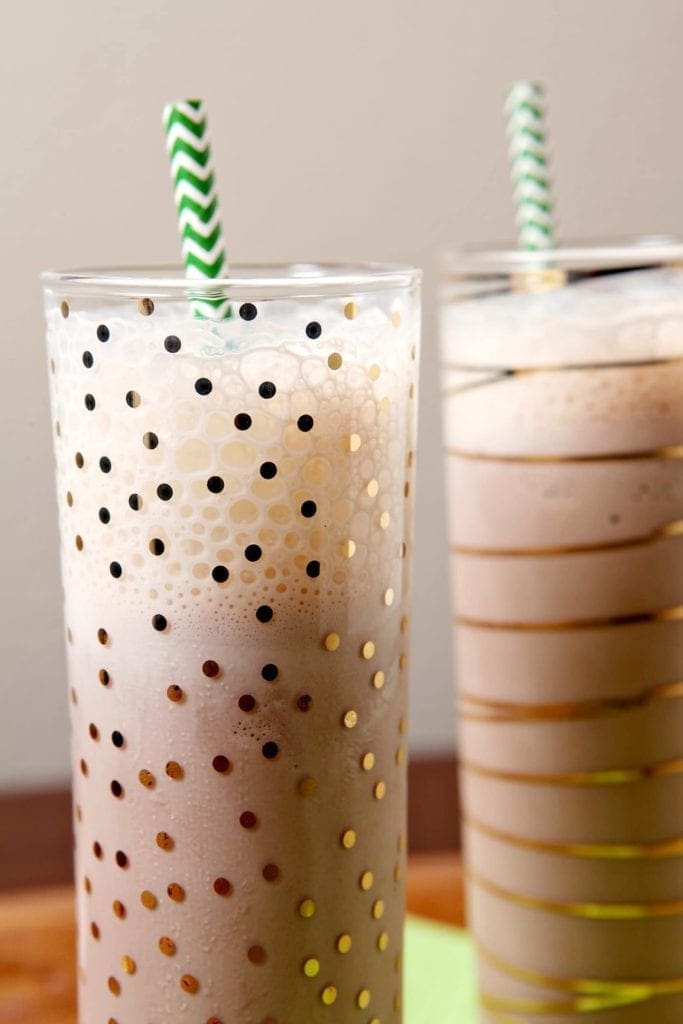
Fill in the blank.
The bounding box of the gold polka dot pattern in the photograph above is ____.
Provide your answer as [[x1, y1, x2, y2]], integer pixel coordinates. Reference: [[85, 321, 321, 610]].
[[158, 936, 176, 956], [47, 286, 418, 1022], [303, 956, 320, 977], [358, 987, 371, 1008], [155, 831, 174, 851], [180, 973, 199, 994], [343, 709, 358, 729], [298, 898, 316, 919], [341, 829, 357, 849], [167, 882, 185, 902], [298, 776, 317, 797], [321, 984, 338, 1005]]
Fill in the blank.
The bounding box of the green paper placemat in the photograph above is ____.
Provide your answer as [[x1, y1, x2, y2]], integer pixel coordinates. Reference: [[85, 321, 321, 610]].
[[405, 915, 478, 1023]]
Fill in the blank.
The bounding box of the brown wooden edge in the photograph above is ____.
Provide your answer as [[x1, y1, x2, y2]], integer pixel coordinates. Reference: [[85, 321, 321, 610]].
[[0, 756, 459, 890]]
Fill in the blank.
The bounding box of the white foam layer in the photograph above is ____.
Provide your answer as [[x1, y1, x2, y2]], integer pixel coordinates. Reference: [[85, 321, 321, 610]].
[[441, 267, 683, 366]]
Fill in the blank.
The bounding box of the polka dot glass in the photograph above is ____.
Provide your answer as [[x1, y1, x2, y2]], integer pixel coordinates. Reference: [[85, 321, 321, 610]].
[[43, 263, 420, 1024]]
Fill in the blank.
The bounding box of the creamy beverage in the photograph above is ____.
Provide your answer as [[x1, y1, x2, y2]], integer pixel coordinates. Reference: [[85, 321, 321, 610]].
[[441, 253, 683, 1023], [44, 265, 420, 1024]]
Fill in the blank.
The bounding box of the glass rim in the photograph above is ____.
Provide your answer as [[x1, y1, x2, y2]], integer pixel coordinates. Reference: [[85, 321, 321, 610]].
[[41, 261, 421, 299], [440, 236, 683, 276]]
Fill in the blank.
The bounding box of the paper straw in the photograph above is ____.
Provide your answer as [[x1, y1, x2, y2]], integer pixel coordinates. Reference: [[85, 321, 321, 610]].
[[505, 81, 555, 251], [163, 99, 231, 318]]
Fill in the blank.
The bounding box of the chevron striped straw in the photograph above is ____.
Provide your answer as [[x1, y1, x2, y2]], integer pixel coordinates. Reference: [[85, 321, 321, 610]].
[[504, 81, 555, 251], [163, 99, 231, 319]]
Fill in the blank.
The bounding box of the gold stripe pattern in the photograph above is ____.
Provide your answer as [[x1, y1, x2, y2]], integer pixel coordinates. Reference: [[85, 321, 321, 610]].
[[451, 518, 683, 557], [442, 353, 683, 378], [481, 989, 653, 1015], [480, 944, 683, 997], [445, 444, 683, 463], [446, 349, 683, 1017], [442, 372, 514, 397], [468, 868, 683, 918], [481, 988, 658, 1015], [458, 679, 683, 723], [442, 354, 683, 400], [460, 755, 683, 786], [463, 813, 683, 859], [456, 605, 683, 632]]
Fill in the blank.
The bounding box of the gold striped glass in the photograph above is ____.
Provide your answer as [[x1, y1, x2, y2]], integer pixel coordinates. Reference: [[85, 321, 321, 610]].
[[440, 241, 683, 1022]]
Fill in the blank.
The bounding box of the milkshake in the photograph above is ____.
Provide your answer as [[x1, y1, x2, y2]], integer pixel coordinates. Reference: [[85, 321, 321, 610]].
[[440, 246, 683, 1023], [44, 263, 420, 1023]]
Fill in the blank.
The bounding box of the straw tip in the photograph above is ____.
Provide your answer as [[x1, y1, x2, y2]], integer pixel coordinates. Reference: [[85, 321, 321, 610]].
[[165, 97, 203, 108], [162, 98, 205, 125], [506, 80, 545, 104]]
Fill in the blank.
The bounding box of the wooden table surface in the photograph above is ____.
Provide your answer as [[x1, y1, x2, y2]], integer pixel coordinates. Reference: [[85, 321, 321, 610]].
[[0, 853, 463, 1024]]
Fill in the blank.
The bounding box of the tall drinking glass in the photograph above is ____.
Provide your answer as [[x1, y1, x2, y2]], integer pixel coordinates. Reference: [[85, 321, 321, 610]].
[[440, 242, 683, 1023], [43, 263, 420, 1023]]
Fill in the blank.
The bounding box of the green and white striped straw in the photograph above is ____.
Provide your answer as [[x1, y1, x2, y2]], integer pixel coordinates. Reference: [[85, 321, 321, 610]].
[[504, 81, 555, 251], [163, 99, 231, 319]]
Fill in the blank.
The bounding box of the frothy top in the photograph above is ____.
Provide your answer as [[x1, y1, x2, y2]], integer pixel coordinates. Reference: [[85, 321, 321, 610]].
[[441, 267, 683, 366], [47, 293, 418, 646]]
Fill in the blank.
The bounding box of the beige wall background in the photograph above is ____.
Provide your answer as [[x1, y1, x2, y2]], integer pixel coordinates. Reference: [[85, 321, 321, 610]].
[[2, 0, 683, 790]]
